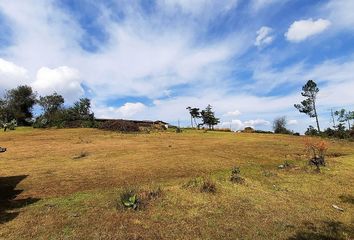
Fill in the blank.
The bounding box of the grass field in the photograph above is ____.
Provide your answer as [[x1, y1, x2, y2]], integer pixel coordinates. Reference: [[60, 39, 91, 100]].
[[0, 128, 353, 239]]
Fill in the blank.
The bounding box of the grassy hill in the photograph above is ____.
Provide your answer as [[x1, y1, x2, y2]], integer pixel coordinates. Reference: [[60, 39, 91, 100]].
[[1, 128, 353, 239]]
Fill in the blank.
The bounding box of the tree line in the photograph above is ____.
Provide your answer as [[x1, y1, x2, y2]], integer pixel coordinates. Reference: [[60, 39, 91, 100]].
[[0, 85, 94, 130]]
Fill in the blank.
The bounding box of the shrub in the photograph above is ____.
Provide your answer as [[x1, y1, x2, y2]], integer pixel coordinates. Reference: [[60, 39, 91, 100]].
[[183, 177, 217, 193], [99, 120, 140, 132], [119, 186, 163, 210], [120, 189, 138, 210], [243, 127, 255, 133], [304, 138, 329, 171], [273, 116, 292, 134], [2, 119, 17, 131], [200, 178, 217, 193], [138, 186, 163, 208], [230, 167, 245, 184], [305, 125, 318, 136]]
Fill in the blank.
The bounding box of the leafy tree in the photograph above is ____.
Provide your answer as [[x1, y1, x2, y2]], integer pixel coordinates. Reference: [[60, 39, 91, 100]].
[[38, 92, 64, 116], [186, 106, 200, 128], [37, 92, 65, 126], [335, 109, 352, 130], [2, 85, 36, 125], [67, 98, 94, 121], [0, 98, 9, 122], [273, 116, 291, 134], [305, 125, 318, 136], [200, 105, 220, 130], [294, 80, 321, 132]]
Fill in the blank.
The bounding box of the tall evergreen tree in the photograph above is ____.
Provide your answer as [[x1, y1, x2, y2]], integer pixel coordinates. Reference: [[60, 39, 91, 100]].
[[294, 80, 321, 132], [200, 105, 220, 130]]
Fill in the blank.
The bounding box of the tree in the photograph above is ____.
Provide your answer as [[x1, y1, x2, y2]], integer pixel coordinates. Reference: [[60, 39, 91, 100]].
[[2, 85, 36, 125], [67, 98, 94, 121], [186, 107, 200, 128], [38, 92, 65, 116], [273, 116, 291, 134], [37, 92, 65, 126], [294, 80, 320, 132], [335, 109, 352, 130], [200, 105, 220, 130]]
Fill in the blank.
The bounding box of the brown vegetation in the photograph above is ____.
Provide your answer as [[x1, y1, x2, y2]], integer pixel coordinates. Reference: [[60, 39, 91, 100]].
[[0, 128, 353, 239]]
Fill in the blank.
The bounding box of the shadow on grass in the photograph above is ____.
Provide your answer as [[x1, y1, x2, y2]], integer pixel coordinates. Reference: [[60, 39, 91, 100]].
[[0, 175, 40, 224], [339, 194, 354, 205], [288, 221, 354, 240]]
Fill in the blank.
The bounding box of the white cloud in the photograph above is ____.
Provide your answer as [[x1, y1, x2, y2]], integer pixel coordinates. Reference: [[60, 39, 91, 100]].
[[94, 102, 147, 119], [221, 118, 270, 130], [160, 0, 239, 15], [324, 0, 354, 30], [32, 66, 83, 103], [285, 18, 331, 42], [255, 26, 274, 47], [250, 0, 288, 12], [0, 0, 254, 102], [244, 119, 270, 127], [0, 58, 30, 93], [288, 119, 298, 125], [117, 102, 147, 117], [224, 110, 241, 117]]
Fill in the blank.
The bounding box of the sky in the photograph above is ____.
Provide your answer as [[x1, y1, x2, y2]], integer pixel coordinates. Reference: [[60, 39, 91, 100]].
[[0, 0, 353, 132]]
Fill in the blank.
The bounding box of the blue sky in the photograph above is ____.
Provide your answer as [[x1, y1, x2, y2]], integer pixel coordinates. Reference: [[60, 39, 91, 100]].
[[0, 0, 353, 132]]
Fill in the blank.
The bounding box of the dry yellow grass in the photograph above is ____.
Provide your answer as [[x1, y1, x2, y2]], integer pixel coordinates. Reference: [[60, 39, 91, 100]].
[[0, 127, 353, 239]]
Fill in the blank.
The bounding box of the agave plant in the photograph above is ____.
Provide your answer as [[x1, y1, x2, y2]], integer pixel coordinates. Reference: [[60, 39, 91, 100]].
[[120, 191, 138, 210]]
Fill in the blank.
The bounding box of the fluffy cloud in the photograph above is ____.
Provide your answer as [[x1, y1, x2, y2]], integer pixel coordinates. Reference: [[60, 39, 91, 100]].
[[285, 18, 331, 42], [0, 0, 353, 135], [94, 102, 147, 119], [288, 119, 298, 125], [244, 119, 270, 127], [255, 26, 274, 47], [221, 118, 270, 130], [32, 66, 84, 103], [0, 58, 30, 93], [117, 102, 147, 117]]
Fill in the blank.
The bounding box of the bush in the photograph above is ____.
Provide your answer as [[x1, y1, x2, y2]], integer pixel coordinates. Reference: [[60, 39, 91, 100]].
[[230, 167, 245, 184], [304, 138, 329, 171], [273, 116, 292, 134], [120, 189, 138, 210], [200, 178, 217, 193], [99, 120, 140, 132], [119, 186, 162, 210], [1, 119, 17, 131], [183, 177, 217, 193], [305, 125, 318, 136]]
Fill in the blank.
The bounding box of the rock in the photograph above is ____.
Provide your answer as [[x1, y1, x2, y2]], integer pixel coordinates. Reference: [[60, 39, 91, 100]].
[[332, 204, 344, 211]]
